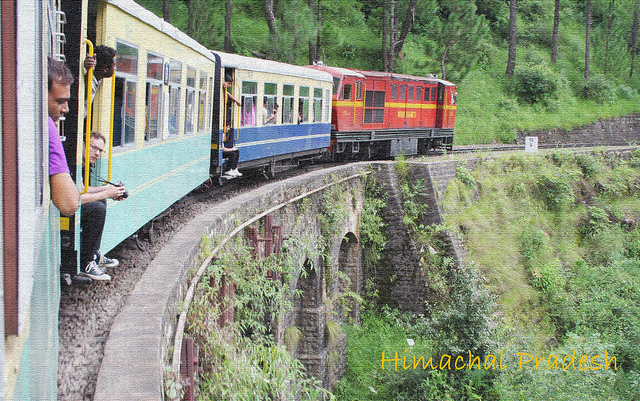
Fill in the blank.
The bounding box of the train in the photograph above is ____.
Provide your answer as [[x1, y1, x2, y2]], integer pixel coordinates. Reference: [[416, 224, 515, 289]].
[[0, 0, 456, 398]]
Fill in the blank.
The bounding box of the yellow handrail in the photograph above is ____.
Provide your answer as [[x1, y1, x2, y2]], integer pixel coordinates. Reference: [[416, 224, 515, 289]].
[[235, 82, 240, 141], [362, 84, 367, 125], [82, 39, 94, 194], [352, 83, 357, 125], [223, 85, 229, 147], [107, 64, 116, 182]]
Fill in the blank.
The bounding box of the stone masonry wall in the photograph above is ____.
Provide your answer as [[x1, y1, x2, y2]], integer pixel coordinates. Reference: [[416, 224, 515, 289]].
[[370, 160, 473, 313], [516, 113, 640, 145]]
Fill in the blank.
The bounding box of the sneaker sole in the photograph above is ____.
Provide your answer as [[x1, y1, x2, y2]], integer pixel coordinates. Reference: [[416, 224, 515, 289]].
[[80, 272, 111, 281]]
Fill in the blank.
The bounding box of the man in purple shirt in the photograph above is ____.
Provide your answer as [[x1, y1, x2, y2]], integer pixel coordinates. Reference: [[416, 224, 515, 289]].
[[48, 57, 78, 216], [48, 58, 90, 286]]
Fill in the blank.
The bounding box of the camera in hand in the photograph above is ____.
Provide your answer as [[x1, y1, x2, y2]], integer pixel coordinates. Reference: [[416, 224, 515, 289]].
[[114, 181, 130, 199]]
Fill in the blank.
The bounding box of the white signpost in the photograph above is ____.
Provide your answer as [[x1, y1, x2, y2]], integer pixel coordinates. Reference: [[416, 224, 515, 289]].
[[525, 136, 538, 153]]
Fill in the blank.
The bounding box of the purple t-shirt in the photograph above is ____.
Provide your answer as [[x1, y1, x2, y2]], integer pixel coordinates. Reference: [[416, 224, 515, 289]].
[[48, 116, 70, 175]]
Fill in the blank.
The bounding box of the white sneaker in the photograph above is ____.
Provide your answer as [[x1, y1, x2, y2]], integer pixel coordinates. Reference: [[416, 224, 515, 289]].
[[98, 252, 119, 269], [228, 169, 243, 177], [80, 261, 111, 281]]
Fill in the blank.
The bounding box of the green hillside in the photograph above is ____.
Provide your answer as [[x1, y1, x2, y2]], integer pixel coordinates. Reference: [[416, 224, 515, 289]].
[[137, 0, 640, 145]]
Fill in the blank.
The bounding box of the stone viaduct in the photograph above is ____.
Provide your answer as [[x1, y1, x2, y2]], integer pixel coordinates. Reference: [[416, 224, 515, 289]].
[[92, 159, 469, 400]]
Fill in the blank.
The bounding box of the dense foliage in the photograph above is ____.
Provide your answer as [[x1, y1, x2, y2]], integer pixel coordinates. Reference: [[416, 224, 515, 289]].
[[338, 151, 640, 399]]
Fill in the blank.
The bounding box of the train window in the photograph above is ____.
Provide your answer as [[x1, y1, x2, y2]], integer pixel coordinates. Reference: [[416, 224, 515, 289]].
[[168, 59, 182, 136], [364, 90, 385, 124], [145, 53, 163, 142], [400, 85, 406, 101], [113, 42, 138, 147], [332, 77, 341, 96], [343, 84, 352, 101], [241, 81, 258, 127], [325, 89, 331, 122], [391, 84, 398, 100], [356, 81, 363, 101], [437, 87, 444, 104], [282, 84, 295, 124], [313, 88, 323, 122], [198, 73, 208, 132], [408, 86, 414, 101], [424, 87, 430, 101], [184, 67, 196, 135], [299, 86, 310, 123], [431, 86, 437, 102], [416, 87, 422, 102], [263, 83, 277, 125], [452, 92, 457, 105]]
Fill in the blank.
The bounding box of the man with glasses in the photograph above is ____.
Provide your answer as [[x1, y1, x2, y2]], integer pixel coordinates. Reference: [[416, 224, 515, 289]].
[[79, 131, 126, 281]]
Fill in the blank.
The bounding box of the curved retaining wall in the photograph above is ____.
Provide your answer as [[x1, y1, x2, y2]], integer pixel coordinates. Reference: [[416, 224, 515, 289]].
[[92, 162, 371, 400]]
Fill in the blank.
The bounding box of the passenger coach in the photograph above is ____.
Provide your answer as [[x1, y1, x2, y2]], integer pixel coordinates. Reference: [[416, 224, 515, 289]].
[[307, 65, 457, 159], [210, 52, 333, 178], [60, 0, 218, 271]]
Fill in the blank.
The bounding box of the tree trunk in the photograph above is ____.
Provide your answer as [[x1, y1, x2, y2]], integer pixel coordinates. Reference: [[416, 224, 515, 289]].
[[163, 0, 170, 22], [316, 0, 322, 63], [603, 0, 615, 75], [506, 0, 517, 77], [225, 0, 232, 52], [389, 0, 396, 72], [632, 1, 639, 77], [187, 0, 194, 37], [383, 0, 389, 71], [441, 41, 452, 80], [551, 0, 560, 62], [393, 0, 417, 59], [585, 0, 591, 80], [308, 0, 316, 64]]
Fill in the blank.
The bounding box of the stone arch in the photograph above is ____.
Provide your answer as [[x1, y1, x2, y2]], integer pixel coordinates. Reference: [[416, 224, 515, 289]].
[[337, 232, 362, 323]]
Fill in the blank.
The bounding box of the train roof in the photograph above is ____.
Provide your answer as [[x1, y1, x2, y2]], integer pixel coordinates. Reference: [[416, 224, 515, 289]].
[[309, 64, 455, 86], [213, 51, 334, 83], [306, 64, 366, 78], [106, 0, 216, 62], [355, 69, 456, 86]]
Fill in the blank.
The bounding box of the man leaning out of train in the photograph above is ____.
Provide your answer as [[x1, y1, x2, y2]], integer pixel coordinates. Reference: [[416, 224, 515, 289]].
[[78, 131, 126, 281], [48, 57, 79, 217]]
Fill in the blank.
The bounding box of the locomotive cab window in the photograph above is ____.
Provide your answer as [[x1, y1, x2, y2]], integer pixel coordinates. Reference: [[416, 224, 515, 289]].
[[282, 84, 295, 124], [168, 59, 182, 137], [408, 86, 414, 101], [184, 67, 196, 135], [424, 87, 430, 101], [332, 77, 340, 97], [113, 42, 138, 147], [299, 86, 310, 123], [416, 87, 422, 102], [431, 86, 437, 102], [313, 88, 323, 122], [399, 84, 406, 101], [263, 82, 277, 125], [145, 53, 163, 142], [343, 84, 352, 101], [241, 81, 258, 127]]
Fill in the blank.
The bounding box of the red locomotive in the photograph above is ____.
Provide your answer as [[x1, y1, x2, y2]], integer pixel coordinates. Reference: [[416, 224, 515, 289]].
[[307, 65, 457, 159]]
